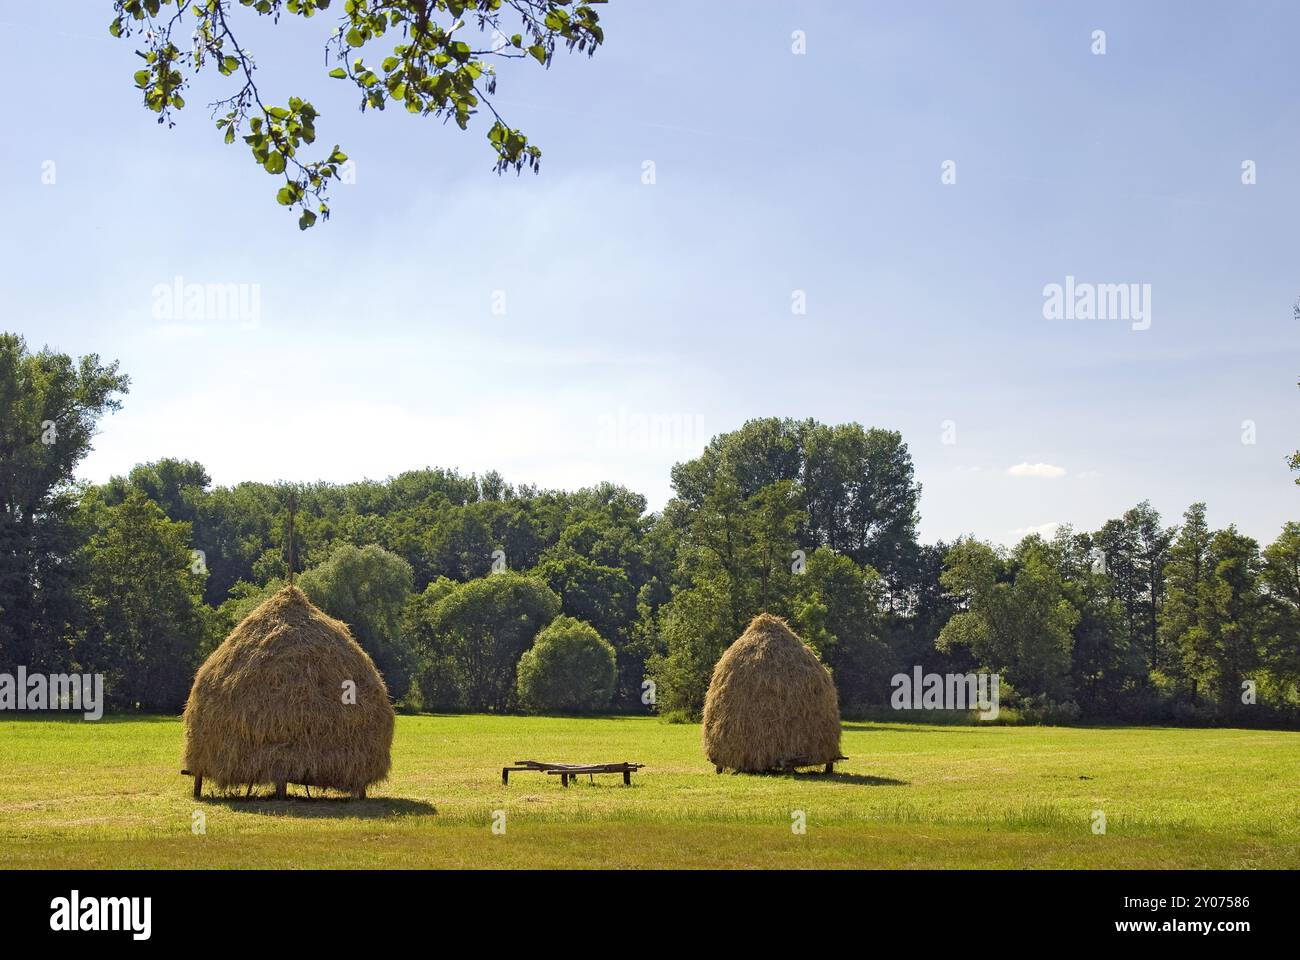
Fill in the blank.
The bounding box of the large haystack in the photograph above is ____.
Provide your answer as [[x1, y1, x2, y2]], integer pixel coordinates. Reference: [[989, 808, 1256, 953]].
[[182, 586, 394, 798], [702, 613, 841, 773]]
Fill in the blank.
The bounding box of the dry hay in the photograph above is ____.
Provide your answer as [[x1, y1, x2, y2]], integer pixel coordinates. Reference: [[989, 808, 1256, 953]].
[[182, 585, 394, 796], [702, 613, 841, 773]]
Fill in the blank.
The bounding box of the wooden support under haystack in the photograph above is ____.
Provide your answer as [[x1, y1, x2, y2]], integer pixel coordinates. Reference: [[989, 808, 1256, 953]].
[[182, 770, 367, 800], [713, 754, 848, 774]]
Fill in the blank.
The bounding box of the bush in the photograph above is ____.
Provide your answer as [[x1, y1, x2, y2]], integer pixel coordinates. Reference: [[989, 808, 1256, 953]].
[[1169, 699, 1217, 726], [1016, 696, 1082, 725], [657, 708, 697, 724], [516, 616, 616, 714]]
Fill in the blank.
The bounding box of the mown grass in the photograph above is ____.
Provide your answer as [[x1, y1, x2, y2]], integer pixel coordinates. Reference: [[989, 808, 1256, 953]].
[[0, 714, 1295, 868]]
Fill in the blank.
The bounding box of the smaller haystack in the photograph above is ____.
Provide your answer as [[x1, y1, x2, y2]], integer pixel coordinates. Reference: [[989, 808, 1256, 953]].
[[702, 613, 841, 773], [182, 586, 394, 798]]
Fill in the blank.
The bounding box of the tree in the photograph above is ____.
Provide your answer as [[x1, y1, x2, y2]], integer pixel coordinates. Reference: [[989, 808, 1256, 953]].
[[667, 418, 921, 599], [1158, 513, 1272, 715], [649, 418, 921, 718], [883, 539, 968, 677], [644, 578, 733, 720], [109, 0, 607, 228], [1051, 526, 1137, 715], [1261, 523, 1300, 699], [400, 575, 460, 709], [297, 542, 416, 699], [102, 459, 210, 524], [553, 486, 656, 587], [408, 572, 559, 711], [646, 474, 804, 717], [802, 422, 921, 592], [1194, 528, 1266, 712], [1158, 503, 1213, 699], [515, 615, 616, 713], [789, 547, 890, 709], [938, 537, 1079, 704], [0, 334, 128, 672], [78, 491, 213, 711], [1094, 501, 1173, 677]]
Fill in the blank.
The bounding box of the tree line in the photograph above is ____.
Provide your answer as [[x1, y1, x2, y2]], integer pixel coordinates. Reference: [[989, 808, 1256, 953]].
[[2, 333, 1297, 725]]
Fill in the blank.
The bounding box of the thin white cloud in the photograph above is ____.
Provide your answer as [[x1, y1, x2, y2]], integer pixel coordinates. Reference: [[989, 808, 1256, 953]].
[[1007, 462, 1067, 478]]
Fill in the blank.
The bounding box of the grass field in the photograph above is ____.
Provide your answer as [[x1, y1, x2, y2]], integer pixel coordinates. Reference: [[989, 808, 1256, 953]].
[[1, 715, 1296, 869]]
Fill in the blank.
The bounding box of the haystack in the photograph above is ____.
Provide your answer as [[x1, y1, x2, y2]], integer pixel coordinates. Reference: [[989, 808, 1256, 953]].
[[182, 585, 394, 798], [702, 613, 841, 773]]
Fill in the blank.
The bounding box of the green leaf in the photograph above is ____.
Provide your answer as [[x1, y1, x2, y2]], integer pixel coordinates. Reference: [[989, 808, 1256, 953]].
[[298, 209, 317, 230], [263, 152, 286, 174], [276, 185, 296, 205], [527, 44, 546, 65], [328, 66, 347, 79]]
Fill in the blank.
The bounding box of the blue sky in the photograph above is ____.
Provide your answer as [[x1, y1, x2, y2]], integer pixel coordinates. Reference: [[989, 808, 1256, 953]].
[[2, 0, 1297, 545]]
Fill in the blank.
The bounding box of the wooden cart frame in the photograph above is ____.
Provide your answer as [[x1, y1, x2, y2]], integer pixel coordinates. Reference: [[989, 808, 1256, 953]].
[[501, 760, 644, 787]]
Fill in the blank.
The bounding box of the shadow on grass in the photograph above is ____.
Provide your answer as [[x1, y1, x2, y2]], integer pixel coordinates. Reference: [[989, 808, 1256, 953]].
[[748, 770, 908, 787], [202, 794, 437, 819], [792, 772, 907, 787]]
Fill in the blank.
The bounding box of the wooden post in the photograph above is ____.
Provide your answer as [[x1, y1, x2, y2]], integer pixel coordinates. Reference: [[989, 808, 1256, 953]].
[[275, 781, 287, 800], [560, 773, 568, 788], [824, 762, 834, 774], [355, 786, 366, 800], [623, 768, 631, 786], [502, 768, 510, 786], [193, 774, 203, 799], [285, 489, 298, 587]]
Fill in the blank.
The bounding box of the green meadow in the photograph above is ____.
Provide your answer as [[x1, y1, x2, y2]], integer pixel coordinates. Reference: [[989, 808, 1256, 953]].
[[0, 715, 1295, 869]]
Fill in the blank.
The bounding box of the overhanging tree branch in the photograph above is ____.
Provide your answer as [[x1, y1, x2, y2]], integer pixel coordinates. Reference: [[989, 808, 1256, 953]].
[[109, 0, 607, 228]]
